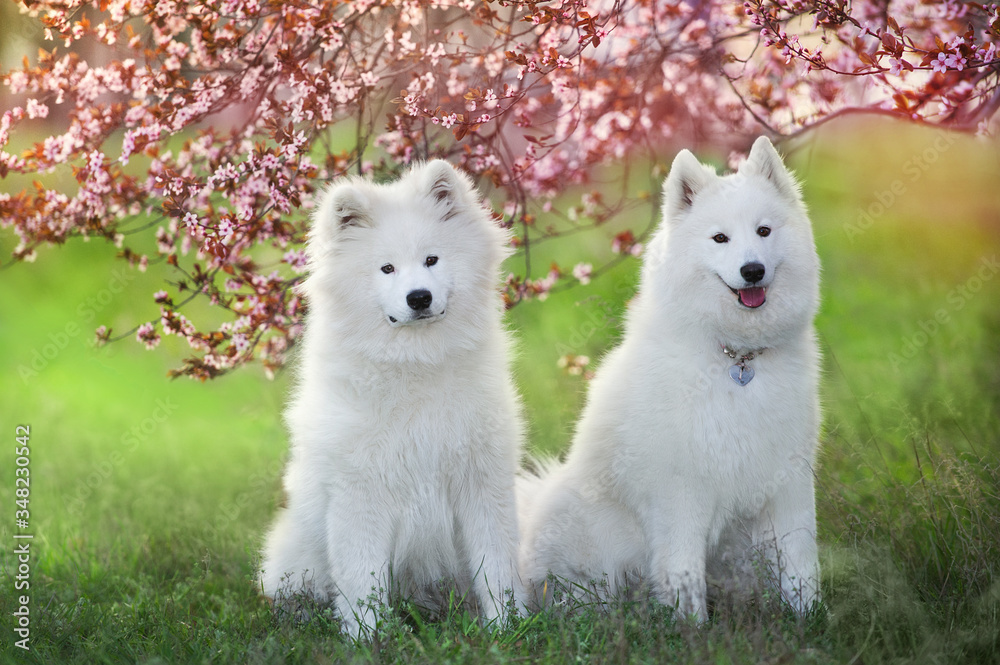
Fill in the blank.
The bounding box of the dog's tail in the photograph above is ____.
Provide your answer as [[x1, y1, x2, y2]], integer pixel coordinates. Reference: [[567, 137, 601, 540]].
[[515, 455, 561, 527]]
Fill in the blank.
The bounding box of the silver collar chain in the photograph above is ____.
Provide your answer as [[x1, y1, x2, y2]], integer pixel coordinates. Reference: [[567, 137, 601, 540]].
[[721, 345, 763, 386]]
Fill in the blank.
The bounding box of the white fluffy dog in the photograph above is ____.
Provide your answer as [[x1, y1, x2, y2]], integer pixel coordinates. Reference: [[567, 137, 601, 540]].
[[259, 160, 526, 637], [518, 137, 822, 620]]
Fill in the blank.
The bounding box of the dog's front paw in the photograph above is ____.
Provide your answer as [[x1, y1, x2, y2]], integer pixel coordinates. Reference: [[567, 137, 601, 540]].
[[654, 573, 708, 624], [336, 594, 384, 642], [481, 585, 527, 630]]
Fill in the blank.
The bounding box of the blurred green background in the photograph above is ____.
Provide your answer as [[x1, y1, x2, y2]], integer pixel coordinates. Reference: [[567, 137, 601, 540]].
[[1, 119, 998, 662]]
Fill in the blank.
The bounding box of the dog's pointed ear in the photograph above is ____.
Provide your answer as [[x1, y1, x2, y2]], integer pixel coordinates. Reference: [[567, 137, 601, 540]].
[[422, 159, 474, 220], [328, 184, 371, 229], [740, 136, 801, 202], [310, 181, 371, 253], [662, 149, 715, 222]]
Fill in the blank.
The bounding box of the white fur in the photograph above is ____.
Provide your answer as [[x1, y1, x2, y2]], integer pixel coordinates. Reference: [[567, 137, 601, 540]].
[[518, 137, 822, 619], [259, 160, 526, 638]]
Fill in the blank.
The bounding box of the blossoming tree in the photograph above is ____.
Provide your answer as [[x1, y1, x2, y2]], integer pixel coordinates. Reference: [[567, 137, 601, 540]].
[[1, 0, 997, 379]]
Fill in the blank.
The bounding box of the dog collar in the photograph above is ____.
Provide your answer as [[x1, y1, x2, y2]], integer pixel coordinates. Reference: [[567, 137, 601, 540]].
[[721, 344, 764, 387]]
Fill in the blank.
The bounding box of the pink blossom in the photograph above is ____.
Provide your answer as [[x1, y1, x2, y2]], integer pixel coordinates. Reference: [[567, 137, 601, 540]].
[[398, 30, 417, 54], [120, 131, 137, 165], [2, 0, 996, 379], [283, 249, 308, 273], [136, 322, 161, 350], [943, 52, 966, 71], [25, 99, 49, 119], [231, 333, 251, 354], [557, 353, 591, 377]]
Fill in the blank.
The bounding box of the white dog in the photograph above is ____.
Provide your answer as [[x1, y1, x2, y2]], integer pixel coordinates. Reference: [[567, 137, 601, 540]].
[[519, 137, 822, 620], [259, 160, 526, 637]]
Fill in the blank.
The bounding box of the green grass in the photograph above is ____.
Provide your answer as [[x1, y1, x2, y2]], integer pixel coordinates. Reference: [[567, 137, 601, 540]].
[[1, 120, 999, 664]]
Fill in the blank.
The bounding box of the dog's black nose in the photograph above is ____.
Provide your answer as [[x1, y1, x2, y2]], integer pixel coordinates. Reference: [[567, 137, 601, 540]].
[[406, 289, 433, 311], [740, 262, 766, 284]]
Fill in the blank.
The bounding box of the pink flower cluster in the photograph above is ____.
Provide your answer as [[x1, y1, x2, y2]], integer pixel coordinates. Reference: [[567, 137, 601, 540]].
[[742, 0, 1000, 128], [1, 0, 997, 379]]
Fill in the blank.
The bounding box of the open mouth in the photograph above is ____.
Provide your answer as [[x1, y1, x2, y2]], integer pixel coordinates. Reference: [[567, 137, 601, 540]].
[[734, 286, 766, 308], [722, 281, 767, 309]]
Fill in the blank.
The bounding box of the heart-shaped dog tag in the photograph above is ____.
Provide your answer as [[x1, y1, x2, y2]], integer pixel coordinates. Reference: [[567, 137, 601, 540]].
[[729, 363, 754, 386]]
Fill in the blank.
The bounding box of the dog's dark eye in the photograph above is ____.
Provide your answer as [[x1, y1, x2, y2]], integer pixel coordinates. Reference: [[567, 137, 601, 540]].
[[380, 264, 394, 274], [712, 233, 729, 244], [757, 226, 771, 238], [425, 255, 438, 267]]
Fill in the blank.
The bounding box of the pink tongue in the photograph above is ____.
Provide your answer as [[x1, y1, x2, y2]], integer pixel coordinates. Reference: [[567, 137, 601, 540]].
[[738, 287, 766, 308]]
